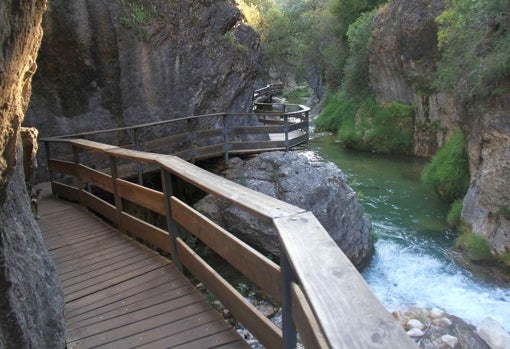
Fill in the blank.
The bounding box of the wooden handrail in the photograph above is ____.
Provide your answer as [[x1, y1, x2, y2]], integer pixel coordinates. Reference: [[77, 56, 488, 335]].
[[41, 107, 416, 348]]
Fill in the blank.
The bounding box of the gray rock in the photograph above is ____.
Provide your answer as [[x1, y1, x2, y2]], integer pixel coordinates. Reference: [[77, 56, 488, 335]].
[[25, 0, 263, 177], [0, 141, 66, 348], [408, 319, 426, 330], [441, 335, 459, 348], [1, 0, 66, 346], [477, 317, 510, 349], [408, 328, 425, 337], [195, 151, 373, 268]]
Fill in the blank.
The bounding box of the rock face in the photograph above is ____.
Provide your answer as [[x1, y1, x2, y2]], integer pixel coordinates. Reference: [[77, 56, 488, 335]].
[[195, 151, 373, 268], [369, 0, 510, 253], [369, 0, 453, 158], [25, 0, 262, 142], [0, 0, 66, 347]]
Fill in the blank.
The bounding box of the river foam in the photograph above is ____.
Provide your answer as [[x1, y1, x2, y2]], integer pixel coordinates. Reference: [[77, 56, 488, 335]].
[[363, 237, 510, 332]]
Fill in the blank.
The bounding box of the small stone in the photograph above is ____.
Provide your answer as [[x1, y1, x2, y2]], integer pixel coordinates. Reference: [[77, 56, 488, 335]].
[[407, 328, 424, 337], [430, 308, 445, 319], [441, 334, 458, 348], [407, 319, 425, 330], [440, 317, 453, 327], [477, 317, 510, 349]]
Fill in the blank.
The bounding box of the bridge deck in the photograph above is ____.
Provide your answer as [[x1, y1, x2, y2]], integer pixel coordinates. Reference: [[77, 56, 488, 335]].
[[37, 184, 249, 349]]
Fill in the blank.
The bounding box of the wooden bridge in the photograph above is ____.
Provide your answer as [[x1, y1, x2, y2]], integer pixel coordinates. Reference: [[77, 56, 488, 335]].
[[39, 102, 417, 348]]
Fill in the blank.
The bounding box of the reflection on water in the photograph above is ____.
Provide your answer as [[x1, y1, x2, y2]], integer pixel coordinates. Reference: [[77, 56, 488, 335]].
[[308, 134, 510, 331]]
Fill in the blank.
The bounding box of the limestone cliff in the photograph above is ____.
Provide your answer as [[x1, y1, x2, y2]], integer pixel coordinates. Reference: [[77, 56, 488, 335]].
[[25, 0, 262, 141], [0, 0, 66, 347], [369, 0, 452, 158], [369, 0, 510, 253]]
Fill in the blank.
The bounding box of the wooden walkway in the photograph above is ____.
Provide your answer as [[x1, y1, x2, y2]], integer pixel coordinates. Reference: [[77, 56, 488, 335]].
[[37, 184, 249, 349]]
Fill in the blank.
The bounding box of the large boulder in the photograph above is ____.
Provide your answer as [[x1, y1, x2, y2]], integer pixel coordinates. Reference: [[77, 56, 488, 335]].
[[195, 151, 373, 268], [0, 0, 66, 347]]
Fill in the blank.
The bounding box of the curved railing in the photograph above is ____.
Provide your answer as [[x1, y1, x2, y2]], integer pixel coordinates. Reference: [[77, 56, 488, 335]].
[[41, 105, 416, 348]]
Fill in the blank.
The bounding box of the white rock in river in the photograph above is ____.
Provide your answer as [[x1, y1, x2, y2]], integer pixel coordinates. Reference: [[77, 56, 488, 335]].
[[477, 317, 510, 349], [441, 334, 459, 348], [407, 319, 425, 330]]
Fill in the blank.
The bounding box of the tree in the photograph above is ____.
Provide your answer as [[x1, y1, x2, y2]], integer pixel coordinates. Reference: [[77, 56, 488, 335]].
[[435, 0, 510, 100]]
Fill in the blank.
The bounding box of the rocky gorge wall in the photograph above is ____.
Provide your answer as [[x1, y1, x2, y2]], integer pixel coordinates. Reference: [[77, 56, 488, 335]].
[[0, 0, 66, 347], [25, 0, 262, 146], [369, 0, 510, 254]]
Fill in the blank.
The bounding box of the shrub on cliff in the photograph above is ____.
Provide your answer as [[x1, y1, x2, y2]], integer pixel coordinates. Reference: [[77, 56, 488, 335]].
[[435, 0, 510, 100], [315, 91, 359, 132], [340, 97, 414, 155], [421, 129, 470, 203], [446, 199, 463, 228], [454, 233, 492, 262]]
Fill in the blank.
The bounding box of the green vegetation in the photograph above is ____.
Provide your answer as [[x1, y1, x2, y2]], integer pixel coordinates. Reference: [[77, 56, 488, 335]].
[[342, 9, 377, 98], [118, 0, 157, 40], [315, 91, 359, 132], [435, 0, 510, 100], [421, 129, 470, 203], [501, 252, 510, 270], [454, 232, 492, 262], [282, 86, 311, 104], [316, 94, 414, 155], [447, 199, 463, 228]]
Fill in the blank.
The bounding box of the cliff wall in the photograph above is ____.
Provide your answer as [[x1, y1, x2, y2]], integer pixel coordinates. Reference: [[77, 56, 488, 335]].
[[369, 0, 510, 253], [25, 0, 262, 139], [0, 0, 66, 347]]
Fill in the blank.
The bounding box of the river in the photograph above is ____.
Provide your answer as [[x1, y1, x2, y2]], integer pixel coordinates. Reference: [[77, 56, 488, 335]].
[[308, 133, 510, 332]]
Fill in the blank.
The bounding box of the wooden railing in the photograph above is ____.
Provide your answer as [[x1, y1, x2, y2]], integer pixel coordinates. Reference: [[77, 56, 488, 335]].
[[41, 107, 416, 348]]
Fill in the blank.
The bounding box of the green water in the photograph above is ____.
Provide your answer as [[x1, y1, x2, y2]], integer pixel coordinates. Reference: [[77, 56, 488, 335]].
[[307, 133, 510, 331]]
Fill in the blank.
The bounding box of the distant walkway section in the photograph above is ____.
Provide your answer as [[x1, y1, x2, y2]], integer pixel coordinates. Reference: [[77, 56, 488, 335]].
[[37, 183, 248, 349]]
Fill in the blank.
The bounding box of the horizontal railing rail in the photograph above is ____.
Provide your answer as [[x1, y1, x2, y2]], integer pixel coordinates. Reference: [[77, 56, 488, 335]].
[[40, 106, 416, 348]]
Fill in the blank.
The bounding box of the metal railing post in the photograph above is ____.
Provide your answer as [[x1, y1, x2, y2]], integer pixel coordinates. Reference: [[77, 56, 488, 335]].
[[161, 169, 183, 273], [281, 250, 297, 348]]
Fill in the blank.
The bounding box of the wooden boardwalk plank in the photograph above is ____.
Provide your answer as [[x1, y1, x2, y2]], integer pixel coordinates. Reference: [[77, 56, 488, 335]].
[[37, 185, 248, 349]]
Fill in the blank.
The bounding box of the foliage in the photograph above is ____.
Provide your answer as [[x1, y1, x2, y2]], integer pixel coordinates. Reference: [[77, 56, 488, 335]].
[[447, 199, 463, 228], [421, 129, 470, 203], [435, 0, 510, 99], [328, 0, 384, 38], [118, 0, 157, 40], [282, 85, 312, 104], [314, 91, 360, 132], [501, 252, 510, 269], [340, 97, 414, 154], [342, 9, 377, 98], [454, 233, 492, 262]]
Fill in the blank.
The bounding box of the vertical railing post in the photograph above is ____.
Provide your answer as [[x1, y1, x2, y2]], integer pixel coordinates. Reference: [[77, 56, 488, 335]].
[[284, 113, 289, 152], [223, 114, 229, 163], [44, 141, 56, 196], [133, 128, 144, 185], [281, 250, 297, 348], [73, 145, 84, 206], [110, 156, 124, 232], [161, 169, 183, 273], [305, 109, 310, 147]]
